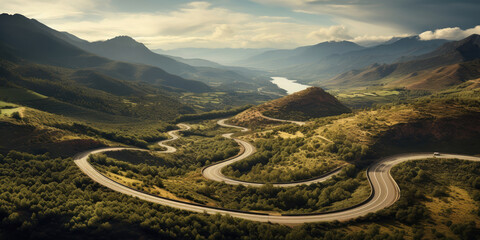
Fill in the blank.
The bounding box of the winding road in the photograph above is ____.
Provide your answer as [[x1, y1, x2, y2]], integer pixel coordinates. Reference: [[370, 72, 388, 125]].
[[202, 119, 341, 187], [258, 112, 306, 126], [74, 119, 480, 224], [157, 123, 191, 153]]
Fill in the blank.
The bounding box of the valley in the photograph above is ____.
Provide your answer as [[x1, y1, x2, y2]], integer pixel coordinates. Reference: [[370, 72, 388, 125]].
[[0, 9, 479, 240]]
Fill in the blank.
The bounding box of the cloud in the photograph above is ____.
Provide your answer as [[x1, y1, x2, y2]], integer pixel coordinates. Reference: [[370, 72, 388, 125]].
[[306, 25, 412, 46], [46, 2, 251, 40], [419, 25, 480, 40], [252, 0, 480, 33], [211, 24, 235, 39], [7, 0, 475, 49], [186, 1, 211, 9], [307, 25, 352, 41], [34, 1, 326, 49], [350, 34, 412, 46]]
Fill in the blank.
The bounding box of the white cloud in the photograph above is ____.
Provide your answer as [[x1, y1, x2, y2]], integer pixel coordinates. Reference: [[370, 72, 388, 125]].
[[306, 25, 412, 46], [307, 25, 351, 41], [46, 2, 251, 41], [38, 1, 325, 49], [211, 24, 235, 39], [419, 26, 480, 41], [352, 34, 411, 45], [252, 0, 480, 39], [258, 16, 292, 21]]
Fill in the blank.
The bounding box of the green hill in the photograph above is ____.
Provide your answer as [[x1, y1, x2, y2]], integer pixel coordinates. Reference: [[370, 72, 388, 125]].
[[0, 59, 194, 121], [233, 87, 351, 124], [258, 87, 351, 120]]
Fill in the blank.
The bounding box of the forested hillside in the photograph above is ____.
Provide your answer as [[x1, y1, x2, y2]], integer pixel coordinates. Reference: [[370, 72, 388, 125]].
[[0, 59, 194, 121]]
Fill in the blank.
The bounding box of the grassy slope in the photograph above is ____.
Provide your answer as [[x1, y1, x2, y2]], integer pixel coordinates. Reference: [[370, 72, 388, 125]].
[[222, 86, 480, 183], [0, 59, 195, 121], [0, 99, 176, 157], [386, 60, 480, 90]]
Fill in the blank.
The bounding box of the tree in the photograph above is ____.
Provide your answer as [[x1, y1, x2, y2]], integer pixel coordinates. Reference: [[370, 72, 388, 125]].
[[11, 111, 21, 120]]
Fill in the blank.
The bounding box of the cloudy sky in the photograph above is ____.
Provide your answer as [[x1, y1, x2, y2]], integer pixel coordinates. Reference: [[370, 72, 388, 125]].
[[1, 0, 479, 49]]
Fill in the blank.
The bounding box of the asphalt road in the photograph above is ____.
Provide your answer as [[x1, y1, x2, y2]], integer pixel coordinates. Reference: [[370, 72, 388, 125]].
[[258, 112, 306, 126], [157, 123, 191, 153], [257, 113, 332, 143], [203, 119, 339, 187], [74, 120, 480, 224]]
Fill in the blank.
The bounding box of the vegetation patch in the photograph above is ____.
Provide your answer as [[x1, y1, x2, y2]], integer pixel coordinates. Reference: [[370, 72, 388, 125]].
[[0, 87, 47, 101]]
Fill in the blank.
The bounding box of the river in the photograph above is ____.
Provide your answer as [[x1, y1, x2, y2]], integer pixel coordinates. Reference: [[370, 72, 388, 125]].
[[270, 77, 310, 94]]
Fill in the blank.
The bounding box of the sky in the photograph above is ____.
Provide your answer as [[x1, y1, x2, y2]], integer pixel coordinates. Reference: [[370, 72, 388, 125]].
[[1, 0, 479, 49]]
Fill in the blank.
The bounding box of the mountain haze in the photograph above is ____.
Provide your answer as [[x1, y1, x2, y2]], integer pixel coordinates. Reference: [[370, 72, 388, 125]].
[[155, 48, 273, 65], [282, 36, 448, 83], [61, 34, 265, 90], [323, 34, 480, 90], [236, 41, 364, 70]]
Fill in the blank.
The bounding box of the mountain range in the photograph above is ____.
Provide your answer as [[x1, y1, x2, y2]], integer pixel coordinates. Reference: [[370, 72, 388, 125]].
[[0, 14, 292, 122], [154, 48, 273, 66], [63, 35, 268, 90], [235, 41, 365, 70], [285, 36, 449, 84], [0, 14, 211, 93], [1, 12, 480, 123], [324, 34, 480, 90], [231, 36, 448, 84], [0, 13, 216, 121]]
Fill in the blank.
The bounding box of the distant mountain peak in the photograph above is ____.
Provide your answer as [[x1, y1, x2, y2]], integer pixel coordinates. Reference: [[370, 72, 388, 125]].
[[460, 34, 480, 44], [312, 40, 360, 47], [0, 13, 27, 19], [422, 33, 480, 61], [98, 35, 145, 48], [0, 13, 35, 26], [109, 35, 137, 42]]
